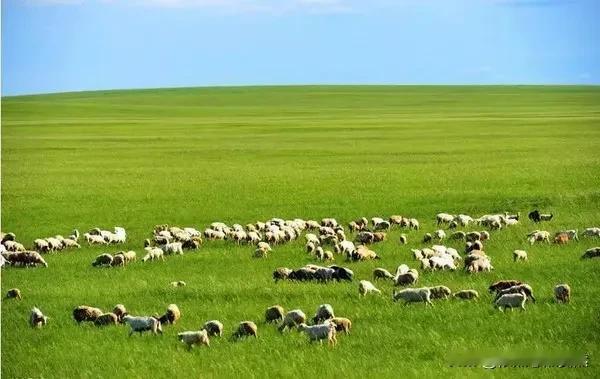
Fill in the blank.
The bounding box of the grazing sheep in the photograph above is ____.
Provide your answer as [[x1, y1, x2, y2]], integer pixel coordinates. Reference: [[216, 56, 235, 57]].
[[113, 304, 128, 322], [582, 247, 600, 259], [273, 267, 293, 282], [373, 220, 391, 231], [494, 284, 536, 303], [34, 239, 50, 253], [436, 213, 455, 225], [554, 233, 570, 244], [73, 306, 104, 323], [355, 232, 375, 244], [428, 285, 452, 300], [558, 229, 579, 241], [408, 218, 420, 230], [6, 288, 22, 300], [253, 247, 268, 258], [450, 231, 466, 240], [513, 250, 528, 262], [329, 317, 352, 334], [278, 309, 307, 332], [170, 281, 187, 287], [162, 242, 184, 255], [528, 210, 553, 223], [158, 304, 181, 325], [5, 251, 48, 268], [488, 280, 523, 294], [434, 229, 446, 241], [30, 307, 48, 328], [202, 320, 224, 337], [122, 315, 162, 336], [61, 238, 80, 249], [454, 290, 479, 300], [395, 269, 419, 286], [423, 233, 433, 243], [554, 284, 571, 303], [420, 258, 432, 270], [495, 293, 526, 311], [466, 231, 481, 242], [142, 247, 164, 262], [178, 330, 210, 349], [111, 254, 126, 267], [527, 230, 550, 245], [122, 250, 136, 263], [298, 322, 337, 346], [466, 256, 493, 273], [3, 240, 26, 252], [372, 267, 394, 280], [94, 313, 119, 327], [265, 305, 285, 324], [92, 253, 113, 267], [314, 267, 335, 282], [582, 227, 600, 238], [430, 255, 457, 271], [84, 233, 107, 245], [312, 304, 335, 324], [329, 265, 354, 282], [359, 280, 381, 296], [233, 321, 258, 339], [395, 264, 410, 276], [392, 287, 432, 305]]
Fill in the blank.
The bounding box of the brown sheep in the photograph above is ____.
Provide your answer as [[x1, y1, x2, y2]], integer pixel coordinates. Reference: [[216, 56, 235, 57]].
[[234, 321, 258, 339], [488, 280, 523, 294], [73, 305, 103, 323], [94, 313, 119, 326], [372, 232, 387, 242], [329, 317, 352, 334], [265, 305, 285, 324], [112, 304, 128, 322], [554, 233, 569, 244]]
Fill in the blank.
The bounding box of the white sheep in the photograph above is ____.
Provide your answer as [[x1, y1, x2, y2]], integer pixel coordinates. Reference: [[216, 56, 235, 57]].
[[162, 242, 183, 255], [358, 280, 381, 296], [494, 293, 526, 311], [436, 213, 454, 225], [582, 227, 600, 238], [178, 330, 210, 349], [84, 233, 107, 245], [392, 287, 432, 305], [122, 315, 163, 336], [30, 307, 48, 328], [142, 247, 164, 262], [297, 322, 337, 346], [434, 229, 446, 241], [429, 255, 456, 271], [513, 250, 528, 262]]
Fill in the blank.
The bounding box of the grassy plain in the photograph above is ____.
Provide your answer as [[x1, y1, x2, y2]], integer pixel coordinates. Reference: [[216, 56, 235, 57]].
[[1, 86, 600, 378]]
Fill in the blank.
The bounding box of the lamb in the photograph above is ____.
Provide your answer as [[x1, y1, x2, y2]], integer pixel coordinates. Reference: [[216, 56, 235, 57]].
[[554, 284, 571, 303], [453, 290, 479, 300], [30, 307, 48, 328], [122, 250, 136, 263], [6, 288, 22, 300], [142, 247, 164, 262], [359, 280, 381, 296], [582, 227, 600, 238], [233, 321, 258, 339], [372, 267, 394, 280], [298, 322, 337, 346], [265, 305, 285, 323], [513, 250, 528, 262], [73, 305, 104, 323], [495, 293, 526, 311], [329, 317, 352, 334], [312, 304, 335, 324], [94, 313, 119, 327], [277, 309, 307, 332], [158, 304, 181, 325], [122, 315, 162, 336], [113, 304, 128, 322], [392, 287, 432, 305], [494, 284, 536, 303], [488, 280, 523, 294], [428, 285, 452, 300], [395, 269, 419, 286], [202, 320, 224, 337], [581, 247, 600, 259]]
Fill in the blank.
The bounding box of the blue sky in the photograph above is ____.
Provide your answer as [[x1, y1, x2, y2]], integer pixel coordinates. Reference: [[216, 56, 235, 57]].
[[2, 0, 599, 95]]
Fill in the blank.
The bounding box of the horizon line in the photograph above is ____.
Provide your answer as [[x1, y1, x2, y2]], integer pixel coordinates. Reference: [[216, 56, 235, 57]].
[[3, 83, 600, 98]]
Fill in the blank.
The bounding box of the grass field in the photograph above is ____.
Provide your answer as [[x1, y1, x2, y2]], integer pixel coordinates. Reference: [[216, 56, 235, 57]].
[[2, 85, 600, 378]]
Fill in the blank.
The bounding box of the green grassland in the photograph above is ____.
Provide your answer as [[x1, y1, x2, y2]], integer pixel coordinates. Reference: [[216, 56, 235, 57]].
[[1, 85, 600, 378]]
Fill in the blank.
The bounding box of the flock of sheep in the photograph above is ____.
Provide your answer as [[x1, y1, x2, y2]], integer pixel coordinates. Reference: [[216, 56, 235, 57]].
[[2, 209, 600, 349]]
